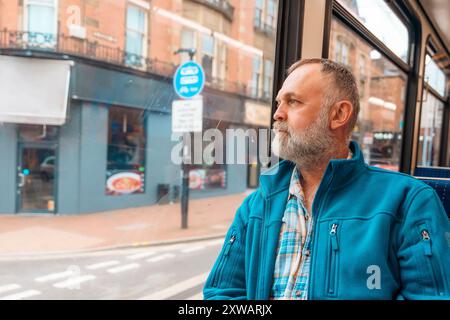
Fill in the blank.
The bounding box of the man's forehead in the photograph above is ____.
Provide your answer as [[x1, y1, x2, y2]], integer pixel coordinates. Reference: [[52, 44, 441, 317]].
[[278, 63, 325, 96]]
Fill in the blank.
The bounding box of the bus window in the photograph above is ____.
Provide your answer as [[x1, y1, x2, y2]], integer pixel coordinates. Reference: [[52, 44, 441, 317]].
[[336, 0, 410, 63], [418, 53, 449, 167], [330, 18, 408, 171]]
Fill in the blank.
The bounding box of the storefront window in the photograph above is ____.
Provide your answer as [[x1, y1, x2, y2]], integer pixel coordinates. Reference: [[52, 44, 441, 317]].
[[106, 106, 146, 196], [330, 18, 407, 171], [337, 0, 409, 62], [188, 118, 227, 190]]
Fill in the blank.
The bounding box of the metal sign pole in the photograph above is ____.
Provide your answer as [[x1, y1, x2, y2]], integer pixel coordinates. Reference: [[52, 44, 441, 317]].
[[172, 50, 203, 230], [181, 132, 189, 229]]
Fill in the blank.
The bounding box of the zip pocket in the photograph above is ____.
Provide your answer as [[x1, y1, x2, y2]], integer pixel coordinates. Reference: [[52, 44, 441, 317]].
[[419, 227, 444, 296], [327, 223, 340, 295], [212, 230, 237, 287]]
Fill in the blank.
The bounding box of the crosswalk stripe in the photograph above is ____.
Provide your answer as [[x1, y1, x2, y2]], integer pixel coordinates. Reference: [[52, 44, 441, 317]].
[[107, 263, 140, 274], [146, 253, 176, 263], [0, 284, 21, 294], [86, 260, 120, 270], [126, 251, 157, 260], [53, 275, 96, 289], [35, 270, 76, 283], [0, 290, 41, 300], [138, 272, 209, 300], [185, 292, 203, 300], [180, 246, 206, 253]]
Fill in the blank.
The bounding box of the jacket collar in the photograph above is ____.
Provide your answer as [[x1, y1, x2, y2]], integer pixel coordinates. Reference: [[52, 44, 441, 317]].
[[259, 141, 366, 198]]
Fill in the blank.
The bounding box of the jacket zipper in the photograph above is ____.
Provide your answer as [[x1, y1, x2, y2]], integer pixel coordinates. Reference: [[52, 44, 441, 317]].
[[421, 229, 444, 295], [327, 223, 340, 295], [308, 171, 334, 299], [212, 231, 237, 287]]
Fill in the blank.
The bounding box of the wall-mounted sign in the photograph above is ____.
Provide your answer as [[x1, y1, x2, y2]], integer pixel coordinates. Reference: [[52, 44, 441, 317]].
[[172, 98, 203, 133], [173, 61, 205, 99], [106, 171, 144, 195]]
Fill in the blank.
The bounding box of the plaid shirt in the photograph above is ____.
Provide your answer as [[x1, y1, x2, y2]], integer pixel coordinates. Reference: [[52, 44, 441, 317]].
[[271, 152, 352, 300]]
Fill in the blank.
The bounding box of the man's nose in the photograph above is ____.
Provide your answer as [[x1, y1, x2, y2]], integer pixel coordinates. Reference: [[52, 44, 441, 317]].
[[273, 103, 287, 121]]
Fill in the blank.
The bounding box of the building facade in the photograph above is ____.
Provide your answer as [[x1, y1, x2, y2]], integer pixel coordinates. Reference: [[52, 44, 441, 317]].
[[0, 0, 277, 214]]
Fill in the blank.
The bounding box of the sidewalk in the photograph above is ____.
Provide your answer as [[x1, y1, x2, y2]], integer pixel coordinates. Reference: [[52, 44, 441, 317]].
[[0, 192, 251, 257]]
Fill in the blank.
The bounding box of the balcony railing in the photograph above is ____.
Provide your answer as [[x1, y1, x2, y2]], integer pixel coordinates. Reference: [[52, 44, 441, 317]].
[[0, 29, 270, 103]]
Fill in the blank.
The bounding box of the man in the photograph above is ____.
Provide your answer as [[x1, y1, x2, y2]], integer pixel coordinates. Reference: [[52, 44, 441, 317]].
[[203, 58, 450, 300]]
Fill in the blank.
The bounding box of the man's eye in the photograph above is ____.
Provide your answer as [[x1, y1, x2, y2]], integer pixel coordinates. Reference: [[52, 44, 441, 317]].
[[288, 99, 300, 105]]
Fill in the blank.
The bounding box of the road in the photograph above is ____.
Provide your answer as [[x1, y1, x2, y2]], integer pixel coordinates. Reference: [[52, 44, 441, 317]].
[[0, 238, 225, 300]]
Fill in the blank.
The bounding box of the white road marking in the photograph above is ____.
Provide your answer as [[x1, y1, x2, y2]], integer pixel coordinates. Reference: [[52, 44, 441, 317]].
[[53, 275, 96, 289], [180, 246, 205, 253], [86, 260, 120, 270], [107, 263, 140, 274], [35, 270, 76, 283], [146, 253, 176, 263], [139, 272, 209, 300], [0, 284, 21, 294], [205, 239, 226, 246], [186, 292, 203, 300], [126, 251, 157, 260], [0, 290, 41, 300]]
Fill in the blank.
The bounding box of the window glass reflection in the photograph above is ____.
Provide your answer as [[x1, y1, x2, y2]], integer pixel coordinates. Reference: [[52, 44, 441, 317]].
[[337, 0, 409, 62], [330, 18, 407, 171]]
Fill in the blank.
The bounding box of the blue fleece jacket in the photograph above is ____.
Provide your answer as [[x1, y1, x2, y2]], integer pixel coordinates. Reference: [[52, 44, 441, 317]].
[[203, 141, 450, 300]]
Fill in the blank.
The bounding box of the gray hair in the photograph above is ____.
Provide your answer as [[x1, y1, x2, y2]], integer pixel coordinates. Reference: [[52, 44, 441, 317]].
[[287, 58, 360, 134]]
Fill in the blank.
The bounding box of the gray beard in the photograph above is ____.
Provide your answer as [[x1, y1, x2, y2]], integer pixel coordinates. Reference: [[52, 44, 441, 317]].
[[272, 116, 338, 170]]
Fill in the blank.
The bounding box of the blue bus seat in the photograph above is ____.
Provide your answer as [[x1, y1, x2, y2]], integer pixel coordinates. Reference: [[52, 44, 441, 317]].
[[414, 166, 450, 179]]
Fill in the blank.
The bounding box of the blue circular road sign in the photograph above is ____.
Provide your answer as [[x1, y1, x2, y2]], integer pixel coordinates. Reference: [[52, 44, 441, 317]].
[[173, 61, 205, 99]]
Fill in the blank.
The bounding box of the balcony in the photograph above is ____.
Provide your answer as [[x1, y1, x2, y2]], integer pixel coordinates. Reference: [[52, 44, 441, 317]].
[[0, 29, 177, 77], [189, 0, 234, 21], [0, 29, 269, 103]]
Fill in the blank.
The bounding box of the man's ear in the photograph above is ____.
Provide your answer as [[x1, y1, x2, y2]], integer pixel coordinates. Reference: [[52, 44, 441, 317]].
[[329, 101, 353, 131]]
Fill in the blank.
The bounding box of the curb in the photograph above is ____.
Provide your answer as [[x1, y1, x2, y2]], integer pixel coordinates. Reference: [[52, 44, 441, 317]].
[[0, 233, 227, 261]]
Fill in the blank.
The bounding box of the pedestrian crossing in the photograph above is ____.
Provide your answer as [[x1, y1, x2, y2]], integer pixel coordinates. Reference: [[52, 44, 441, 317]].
[[0, 238, 222, 300]]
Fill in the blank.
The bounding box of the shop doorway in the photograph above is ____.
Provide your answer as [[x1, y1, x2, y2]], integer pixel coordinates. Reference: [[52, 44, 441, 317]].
[[17, 143, 57, 213]]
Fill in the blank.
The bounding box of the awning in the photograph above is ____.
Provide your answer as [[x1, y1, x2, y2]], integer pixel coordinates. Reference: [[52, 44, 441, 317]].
[[0, 55, 73, 125]]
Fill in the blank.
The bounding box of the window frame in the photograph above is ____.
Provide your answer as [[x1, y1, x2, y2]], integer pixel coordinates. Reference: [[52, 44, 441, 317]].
[[125, 4, 149, 62], [419, 38, 450, 167], [323, 0, 421, 174]]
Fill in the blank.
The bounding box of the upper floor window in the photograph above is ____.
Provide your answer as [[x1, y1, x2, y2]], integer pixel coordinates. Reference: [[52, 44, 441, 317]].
[[125, 5, 147, 67], [201, 34, 215, 81], [334, 37, 349, 66], [254, 0, 276, 34], [25, 0, 57, 46], [252, 57, 262, 97], [336, 0, 409, 63], [180, 29, 196, 63], [266, 0, 277, 30], [254, 0, 264, 29], [263, 59, 273, 99]]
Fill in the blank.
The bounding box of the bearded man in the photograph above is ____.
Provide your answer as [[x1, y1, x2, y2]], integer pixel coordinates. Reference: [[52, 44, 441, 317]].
[[203, 58, 450, 300]]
